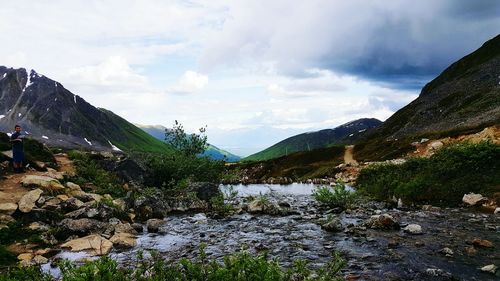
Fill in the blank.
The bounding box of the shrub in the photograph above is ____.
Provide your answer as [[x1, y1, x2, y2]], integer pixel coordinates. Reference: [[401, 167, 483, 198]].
[[313, 183, 357, 210], [68, 151, 125, 198], [0, 246, 346, 281], [141, 152, 224, 190], [356, 141, 500, 205]]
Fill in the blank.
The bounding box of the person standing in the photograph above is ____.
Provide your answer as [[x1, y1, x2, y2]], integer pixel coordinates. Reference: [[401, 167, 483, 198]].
[[10, 125, 25, 173]]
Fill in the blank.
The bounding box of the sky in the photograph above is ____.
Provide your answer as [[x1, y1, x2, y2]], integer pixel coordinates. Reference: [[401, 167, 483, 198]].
[[1, 0, 499, 156]]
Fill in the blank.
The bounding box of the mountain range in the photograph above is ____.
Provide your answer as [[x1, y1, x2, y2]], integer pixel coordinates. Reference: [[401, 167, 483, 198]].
[[0, 66, 170, 153], [244, 118, 381, 161]]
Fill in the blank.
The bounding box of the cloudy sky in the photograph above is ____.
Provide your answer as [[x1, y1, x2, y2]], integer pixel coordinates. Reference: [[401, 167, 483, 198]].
[[1, 0, 499, 156]]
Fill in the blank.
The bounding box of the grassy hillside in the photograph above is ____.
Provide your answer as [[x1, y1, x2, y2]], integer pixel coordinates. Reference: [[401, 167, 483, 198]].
[[99, 110, 172, 154], [236, 145, 345, 180], [245, 118, 381, 162]]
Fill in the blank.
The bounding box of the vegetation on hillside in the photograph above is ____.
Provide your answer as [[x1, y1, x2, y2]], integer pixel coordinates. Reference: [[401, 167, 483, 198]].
[[356, 141, 500, 205], [67, 151, 126, 198], [245, 118, 381, 162], [235, 145, 345, 181]]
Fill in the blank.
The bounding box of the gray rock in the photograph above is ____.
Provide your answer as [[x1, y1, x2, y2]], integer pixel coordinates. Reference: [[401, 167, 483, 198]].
[[364, 214, 400, 230], [403, 224, 423, 235], [59, 218, 108, 236], [321, 217, 343, 232], [146, 218, 165, 233]]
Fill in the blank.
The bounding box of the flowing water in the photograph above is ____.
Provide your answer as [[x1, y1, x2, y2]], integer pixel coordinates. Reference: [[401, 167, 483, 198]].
[[46, 184, 499, 280]]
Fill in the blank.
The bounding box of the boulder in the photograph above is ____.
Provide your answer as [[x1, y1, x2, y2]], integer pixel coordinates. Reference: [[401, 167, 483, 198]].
[[110, 232, 136, 248], [429, 141, 444, 150], [113, 223, 138, 234], [439, 247, 454, 257], [64, 204, 122, 221], [60, 234, 113, 256], [403, 224, 423, 235], [65, 182, 82, 191], [60, 198, 85, 212], [133, 190, 170, 221], [32, 255, 48, 265], [146, 218, 165, 233], [462, 193, 487, 206], [321, 217, 343, 232], [112, 199, 127, 212], [480, 264, 498, 274], [364, 214, 400, 230], [59, 218, 108, 236], [44, 168, 64, 180], [18, 189, 44, 213], [42, 197, 62, 210], [21, 175, 64, 191], [131, 223, 143, 233], [472, 239, 493, 248], [0, 203, 18, 215]]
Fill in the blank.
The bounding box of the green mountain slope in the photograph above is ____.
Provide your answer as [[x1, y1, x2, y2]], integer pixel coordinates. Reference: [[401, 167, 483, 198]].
[[137, 124, 241, 162], [355, 34, 500, 161], [245, 118, 381, 162]]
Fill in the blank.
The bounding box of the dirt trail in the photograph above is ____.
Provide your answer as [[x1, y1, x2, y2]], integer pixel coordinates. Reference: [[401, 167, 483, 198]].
[[0, 154, 74, 204], [343, 145, 358, 165]]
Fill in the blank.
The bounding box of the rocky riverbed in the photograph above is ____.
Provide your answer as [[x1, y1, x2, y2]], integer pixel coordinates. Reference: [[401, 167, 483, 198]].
[[44, 184, 499, 281]]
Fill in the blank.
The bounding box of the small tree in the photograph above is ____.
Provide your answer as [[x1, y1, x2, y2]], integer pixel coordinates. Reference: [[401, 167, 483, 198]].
[[165, 120, 207, 157]]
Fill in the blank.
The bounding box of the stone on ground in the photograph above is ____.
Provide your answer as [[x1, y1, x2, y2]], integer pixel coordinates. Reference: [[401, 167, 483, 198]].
[[18, 189, 43, 213], [21, 175, 64, 191], [60, 234, 113, 256]]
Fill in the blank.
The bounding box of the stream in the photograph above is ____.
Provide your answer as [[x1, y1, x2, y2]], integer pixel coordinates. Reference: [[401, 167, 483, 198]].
[[44, 184, 499, 280]]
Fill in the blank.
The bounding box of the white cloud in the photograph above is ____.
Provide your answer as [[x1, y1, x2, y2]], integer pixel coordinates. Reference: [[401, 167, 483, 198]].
[[66, 56, 148, 89], [169, 71, 209, 95]]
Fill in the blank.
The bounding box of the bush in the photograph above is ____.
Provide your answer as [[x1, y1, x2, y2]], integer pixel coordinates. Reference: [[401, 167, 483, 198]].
[[356, 141, 500, 205], [141, 152, 224, 190], [313, 183, 357, 210], [68, 151, 125, 198], [0, 246, 346, 281]]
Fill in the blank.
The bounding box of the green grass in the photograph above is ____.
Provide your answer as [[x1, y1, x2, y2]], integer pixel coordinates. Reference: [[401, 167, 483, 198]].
[[0, 246, 346, 281], [98, 109, 173, 154], [356, 141, 500, 206]]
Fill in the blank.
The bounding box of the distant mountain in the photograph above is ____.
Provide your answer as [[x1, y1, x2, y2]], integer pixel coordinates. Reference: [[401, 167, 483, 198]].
[[137, 124, 241, 162], [0, 66, 169, 153], [356, 34, 500, 161], [244, 118, 382, 161]]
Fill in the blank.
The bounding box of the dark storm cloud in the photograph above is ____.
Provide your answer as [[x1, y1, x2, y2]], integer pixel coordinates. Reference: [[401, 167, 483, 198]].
[[202, 0, 500, 90]]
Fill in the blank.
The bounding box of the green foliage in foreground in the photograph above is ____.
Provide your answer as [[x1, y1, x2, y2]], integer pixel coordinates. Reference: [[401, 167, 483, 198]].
[[313, 183, 357, 210], [67, 151, 125, 198], [356, 141, 500, 205], [0, 247, 346, 281]]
